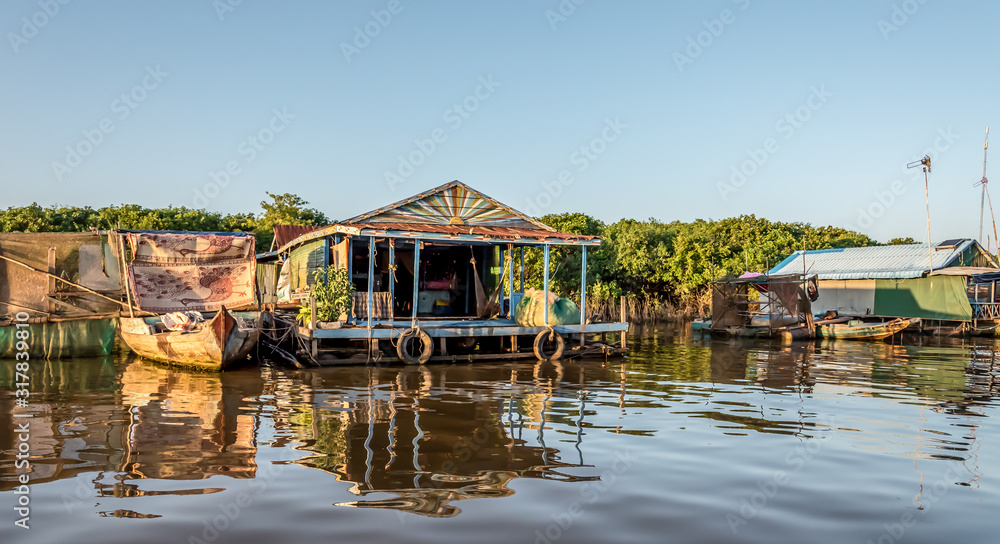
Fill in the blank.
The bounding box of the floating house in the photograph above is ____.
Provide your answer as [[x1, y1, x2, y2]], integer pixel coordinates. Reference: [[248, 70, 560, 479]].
[[768, 239, 1000, 333], [274, 181, 628, 363]]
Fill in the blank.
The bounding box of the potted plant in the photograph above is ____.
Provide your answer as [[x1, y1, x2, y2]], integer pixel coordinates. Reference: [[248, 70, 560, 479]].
[[297, 266, 355, 328]]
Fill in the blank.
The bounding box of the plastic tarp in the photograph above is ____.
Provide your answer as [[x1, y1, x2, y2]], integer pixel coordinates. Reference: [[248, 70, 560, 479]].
[[0, 232, 122, 319], [873, 276, 973, 321], [0, 318, 117, 359], [514, 289, 581, 326]]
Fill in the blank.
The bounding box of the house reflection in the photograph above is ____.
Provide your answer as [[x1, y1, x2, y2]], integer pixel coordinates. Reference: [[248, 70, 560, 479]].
[[282, 364, 599, 517]]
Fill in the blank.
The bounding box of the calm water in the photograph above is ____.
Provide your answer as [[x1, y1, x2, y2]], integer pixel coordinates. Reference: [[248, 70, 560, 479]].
[[2, 327, 999, 544]]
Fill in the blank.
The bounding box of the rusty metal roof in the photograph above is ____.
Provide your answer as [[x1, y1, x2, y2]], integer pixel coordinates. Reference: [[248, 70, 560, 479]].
[[340, 222, 596, 242], [271, 224, 325, 250]]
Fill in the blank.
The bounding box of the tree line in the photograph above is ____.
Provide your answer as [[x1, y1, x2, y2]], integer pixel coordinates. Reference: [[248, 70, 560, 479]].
[[0, 193, 328, 253], [1, 194, 916, 318]]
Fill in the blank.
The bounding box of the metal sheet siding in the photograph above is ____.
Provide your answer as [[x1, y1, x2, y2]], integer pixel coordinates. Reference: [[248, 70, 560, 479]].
[[767, 241, 975, 280]]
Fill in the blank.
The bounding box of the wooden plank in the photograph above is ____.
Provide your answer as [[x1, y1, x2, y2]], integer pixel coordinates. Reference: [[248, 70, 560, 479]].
[[47, 247, 56, 313]]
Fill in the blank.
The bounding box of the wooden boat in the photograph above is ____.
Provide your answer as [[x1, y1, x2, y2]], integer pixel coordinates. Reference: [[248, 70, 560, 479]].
[[816, 318, 910, 341], [119, 308, 260, 371]]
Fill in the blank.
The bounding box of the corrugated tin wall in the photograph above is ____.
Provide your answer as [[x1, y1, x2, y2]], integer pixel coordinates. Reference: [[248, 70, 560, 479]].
[[288, 240, 326, 291]]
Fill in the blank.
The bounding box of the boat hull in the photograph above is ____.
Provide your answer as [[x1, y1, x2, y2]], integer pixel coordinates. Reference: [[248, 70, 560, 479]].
[[816, 318, 910, 341], [120, 310, 259, 371]]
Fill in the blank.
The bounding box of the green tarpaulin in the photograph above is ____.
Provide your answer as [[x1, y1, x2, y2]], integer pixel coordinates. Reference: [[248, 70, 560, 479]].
[[0, 318, 117, 359], [514, 290, 581, 327], [873, 276, 972, 321]]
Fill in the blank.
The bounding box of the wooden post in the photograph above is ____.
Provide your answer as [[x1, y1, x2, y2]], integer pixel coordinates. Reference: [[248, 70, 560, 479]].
[[520, 247, 525, 293], [543, 245, 550, 326], [580, 245, 587, 347], [388, 239, 395, 320], [310, 296, 317, 330], [347, 237, 354, 324], [46, 247, 56, 313], [117, 234, 135, 318], [367, 236, 375, 330], [508, 244, 515, 318], [411, 241, 421, 327], [620, 295, 627, 349]]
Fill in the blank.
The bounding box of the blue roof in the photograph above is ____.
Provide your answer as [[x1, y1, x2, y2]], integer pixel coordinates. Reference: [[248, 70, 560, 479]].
[[768, 240, 990, 280]]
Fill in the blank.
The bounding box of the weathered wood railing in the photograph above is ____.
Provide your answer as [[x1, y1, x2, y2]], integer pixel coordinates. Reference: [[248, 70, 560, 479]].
[[972, 302, 1000, 319]]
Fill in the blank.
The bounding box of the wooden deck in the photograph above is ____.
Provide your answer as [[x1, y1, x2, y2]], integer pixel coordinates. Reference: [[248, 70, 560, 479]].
[[298, 318, 628, 339]]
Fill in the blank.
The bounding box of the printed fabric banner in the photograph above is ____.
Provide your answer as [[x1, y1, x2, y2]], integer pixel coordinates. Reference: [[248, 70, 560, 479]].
[[129, 260, 256, 313], [125, 232, 257, 312], [128, 232, 254, 263]]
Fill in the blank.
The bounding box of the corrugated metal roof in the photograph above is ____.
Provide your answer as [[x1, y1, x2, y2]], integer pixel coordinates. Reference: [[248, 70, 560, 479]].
[[341, 222, 597, 242], [768, 240, 979, 280], [272, 224, 325, 250]]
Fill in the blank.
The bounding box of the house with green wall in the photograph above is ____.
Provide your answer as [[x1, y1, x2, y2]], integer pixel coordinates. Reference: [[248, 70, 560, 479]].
[[768, 239, 999, 326]]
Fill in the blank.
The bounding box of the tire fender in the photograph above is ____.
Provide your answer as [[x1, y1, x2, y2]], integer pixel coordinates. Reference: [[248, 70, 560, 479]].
[[533, 329, 565, 360], [397, 328, 433, 365]]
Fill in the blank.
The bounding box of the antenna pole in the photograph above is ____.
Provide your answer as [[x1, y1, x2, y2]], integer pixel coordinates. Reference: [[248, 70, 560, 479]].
[[981, 126, 990, 242], [908, 155, 933, 274], [924, 163, 933, 273]]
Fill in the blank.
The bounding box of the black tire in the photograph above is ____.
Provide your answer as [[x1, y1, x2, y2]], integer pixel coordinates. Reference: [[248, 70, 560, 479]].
[[533, 330, 565, 360], [397, 328, 433, 365]]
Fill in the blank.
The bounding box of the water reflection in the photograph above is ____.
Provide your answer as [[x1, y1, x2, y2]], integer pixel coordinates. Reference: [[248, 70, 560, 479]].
[[278, 363, 602, 517], [0, 332, 998, 533]]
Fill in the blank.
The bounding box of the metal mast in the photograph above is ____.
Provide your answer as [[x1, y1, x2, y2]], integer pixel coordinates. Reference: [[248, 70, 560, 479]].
[[907, 155, 933, 273]]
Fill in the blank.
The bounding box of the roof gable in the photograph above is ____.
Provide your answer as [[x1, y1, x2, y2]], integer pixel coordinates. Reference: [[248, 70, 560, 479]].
[[344, 181, 554, 231], [768, 240, 999, 280]]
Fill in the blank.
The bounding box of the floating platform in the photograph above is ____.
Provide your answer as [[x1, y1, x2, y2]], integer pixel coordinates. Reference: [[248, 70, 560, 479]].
[[295, 318, 629, 365]]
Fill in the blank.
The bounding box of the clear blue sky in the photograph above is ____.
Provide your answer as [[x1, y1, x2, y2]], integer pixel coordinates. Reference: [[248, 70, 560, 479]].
[[2, 0, 998, 244]]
